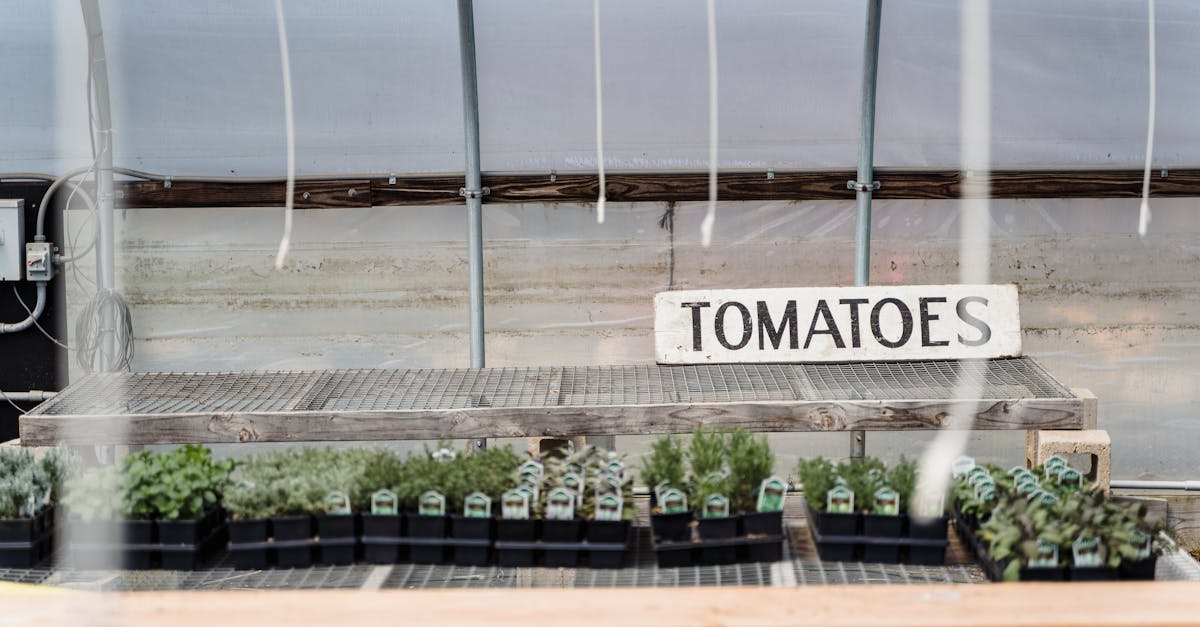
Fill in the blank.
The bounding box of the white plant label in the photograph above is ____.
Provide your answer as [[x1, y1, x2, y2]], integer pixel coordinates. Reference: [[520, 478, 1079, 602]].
[[655, 284, 1021, 364]]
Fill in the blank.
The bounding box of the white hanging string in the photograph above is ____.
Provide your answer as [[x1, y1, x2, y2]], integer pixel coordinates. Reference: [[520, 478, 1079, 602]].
[[273, 0, 296, 270], [700, 0, 718, 247], [594, 0, 606, 223], [1138, 0, 1156, 237]]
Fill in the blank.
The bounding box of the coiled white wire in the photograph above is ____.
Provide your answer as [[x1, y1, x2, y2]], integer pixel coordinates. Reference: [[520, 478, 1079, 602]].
[[1138, 0, 1156, 237]]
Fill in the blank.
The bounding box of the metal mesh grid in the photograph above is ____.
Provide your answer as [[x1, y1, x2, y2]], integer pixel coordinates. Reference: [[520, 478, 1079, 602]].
[[30, 358, 1073, 418], [39, 556, 373, 591], [799, 359, 1071, 400]]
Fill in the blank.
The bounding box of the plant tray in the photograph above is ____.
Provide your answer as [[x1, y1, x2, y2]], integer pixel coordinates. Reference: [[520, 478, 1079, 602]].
[[806, 516, 949, 565], [491, 520, 634, 569], [0, 507, 56, 568], [649, 533, 784, 568]]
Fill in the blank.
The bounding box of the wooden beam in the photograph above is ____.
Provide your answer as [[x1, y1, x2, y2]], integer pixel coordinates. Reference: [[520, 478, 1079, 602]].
[[19, 398, 1083, 445], [7, 583, 1200, 627], [7, 168, 1198, 209]]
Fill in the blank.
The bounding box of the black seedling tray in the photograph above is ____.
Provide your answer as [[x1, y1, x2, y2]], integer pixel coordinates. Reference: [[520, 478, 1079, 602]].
[[650, 533, 784, 568], [807, 519, 949, 565]]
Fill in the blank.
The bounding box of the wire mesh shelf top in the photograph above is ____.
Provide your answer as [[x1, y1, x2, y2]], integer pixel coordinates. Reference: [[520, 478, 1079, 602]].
[[29, 358, 1073, 418]]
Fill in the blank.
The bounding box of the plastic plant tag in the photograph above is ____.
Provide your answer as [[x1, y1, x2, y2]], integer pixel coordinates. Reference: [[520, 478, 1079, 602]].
[[463, 492, 492, 518], [563, 472, 584, 506], [595, 493, 623, 522], [966, 467, 991, 486], [419, 490, 446, 517], [973, 478, 996, 499], [545, 487, 576, 521], [1029, 538, 1060, 569], [503, 489, 531, 520], [873, 486, 900, 516], [654, 481, 671, 504], [518, 460, 544, 485], [606, 459, 626, 479], [826, 485, 854, 514], [601, 473, 622, 495], [1008, 466, 1029, 478], [1072, 536, 1103, 568], [325, 491, 352, 516], [702, 494, 730, 519], [1043, 455, 1067, 474], [661, 488, 688, 515], [1035, 491, 1059, 506], [1015, 479, 1038, 496], [951, 456, 976, 478], [371, 489, 398, 516], [1057, 467, 1083, 490], [432, 447, 457, 463], [1131, 530, 1152, 560], [977, 485, 997, 503], [756, 477, 787, 513]]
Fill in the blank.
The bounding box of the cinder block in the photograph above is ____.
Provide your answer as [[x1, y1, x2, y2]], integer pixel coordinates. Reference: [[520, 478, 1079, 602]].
[[1027, 429, 1111, 490]]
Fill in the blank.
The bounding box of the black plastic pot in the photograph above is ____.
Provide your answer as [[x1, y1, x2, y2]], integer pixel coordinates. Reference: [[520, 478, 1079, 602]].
[[695, 515, 738, 540], [1119, 556, 1157, 580], [316, 514, 359, 565], [585, 520, 631, 569], [495, 518, 537, 567], [541, 519, 583, 567], [360, 514, 404, 564], [905, 545, 947, 566], [740, 511, 783, 537], [158, 518, 204, 545], [806, 502, 860, 536], [0, 517, 38, 544], [654, 543, 694, 568], [650, 512, 692, 542], [406, 513, 449, 564], [908, 515, 949, 540], [862, 513, 903, 538], [228, 518, 270, 543], [271, 515, 314, 568], [0, 513, 48, 568], [228, 517, 271, 569], [740, 536, 784, 563], [861, 544, 901, 564], [1070, 566, 1118, 581], [449, 516, 492, 566], [1018, 566, 1066, 582], [122, 520, 157, 569]]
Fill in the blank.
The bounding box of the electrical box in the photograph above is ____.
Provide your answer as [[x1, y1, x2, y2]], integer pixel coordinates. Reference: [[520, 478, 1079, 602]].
[[0, 199, 24, 282]]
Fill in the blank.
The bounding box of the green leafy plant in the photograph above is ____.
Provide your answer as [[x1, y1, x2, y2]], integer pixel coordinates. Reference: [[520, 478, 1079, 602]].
[[64, 445, 235, 522], [639, 434, 686, 495], [795, 457, 836, 512], [726, 429, 773, 513], [0, 446, 71, 519], [688, 426, 727, 480]]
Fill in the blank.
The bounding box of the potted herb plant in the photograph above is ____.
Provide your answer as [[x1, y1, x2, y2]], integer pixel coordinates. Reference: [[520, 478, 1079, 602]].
[[640, 433, 690, 542], [0, 447, 67, 568]]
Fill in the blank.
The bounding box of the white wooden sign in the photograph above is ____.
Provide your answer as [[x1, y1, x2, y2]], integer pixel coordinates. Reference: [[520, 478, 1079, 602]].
[[654, 284, 1021, 364]]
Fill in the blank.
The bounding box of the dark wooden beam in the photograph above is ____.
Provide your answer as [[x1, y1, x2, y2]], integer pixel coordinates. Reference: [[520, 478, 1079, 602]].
[[6, 168, 1200, 208]]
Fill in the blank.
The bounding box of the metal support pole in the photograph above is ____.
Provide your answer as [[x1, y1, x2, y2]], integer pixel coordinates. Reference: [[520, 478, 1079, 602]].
[[81, 0, 116, 371], [456, 0, 487, 452], [849, 0, 883, 461]]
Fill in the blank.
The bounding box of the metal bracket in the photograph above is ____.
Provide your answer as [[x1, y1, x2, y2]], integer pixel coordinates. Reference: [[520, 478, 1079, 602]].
[[1161, 168, 1169, 179], [388, 173, 397, 185], [459, 187, 491, 199], [163, 177, 172, 189], [847, 180, 880, 192], [767, 168, 775, 180], [550, 170, 557, 183]]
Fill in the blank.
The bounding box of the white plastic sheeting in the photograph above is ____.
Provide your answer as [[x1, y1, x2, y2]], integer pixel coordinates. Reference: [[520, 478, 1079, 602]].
[[3, 0, 1199, 174]]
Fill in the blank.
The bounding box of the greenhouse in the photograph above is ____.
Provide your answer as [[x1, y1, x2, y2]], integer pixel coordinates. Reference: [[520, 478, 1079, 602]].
[[1, 1, 1198, 625]]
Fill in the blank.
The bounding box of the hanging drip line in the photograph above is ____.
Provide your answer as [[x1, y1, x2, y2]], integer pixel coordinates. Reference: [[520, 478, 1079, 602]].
[[593, 0, 607, 223], [700, 0, 719, 247], [1138, 0, 1157, 237], [273, 0, 297, 270]]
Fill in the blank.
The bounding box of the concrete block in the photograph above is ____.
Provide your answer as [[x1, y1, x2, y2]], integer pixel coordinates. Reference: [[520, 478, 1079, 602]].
[[1027, 429, 1112, 490]]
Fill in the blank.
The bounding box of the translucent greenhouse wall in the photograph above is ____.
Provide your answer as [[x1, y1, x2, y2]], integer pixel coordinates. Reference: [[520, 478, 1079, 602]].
[[2, 1, 1199, 478]]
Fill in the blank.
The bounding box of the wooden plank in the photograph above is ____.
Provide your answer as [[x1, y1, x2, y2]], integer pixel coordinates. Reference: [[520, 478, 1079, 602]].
[[7, 168, 1195, 210], [18, 398, 1084, 445], [5, 583, 1200, 627], [116, 179, 372, 209]]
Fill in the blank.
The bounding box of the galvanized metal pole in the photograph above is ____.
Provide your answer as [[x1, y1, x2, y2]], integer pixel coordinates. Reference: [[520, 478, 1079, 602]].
[[456, 0, 487, 451], [850, 0, 883, 461], [81, 0, 116, 371]]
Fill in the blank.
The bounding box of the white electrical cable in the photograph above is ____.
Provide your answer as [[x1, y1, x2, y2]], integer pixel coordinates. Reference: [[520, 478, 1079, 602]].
[[1138, 0, 1156, 237], [273, 0, 296, 271], [593, 0, 606, 224], [700, 0, 718, 248]]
